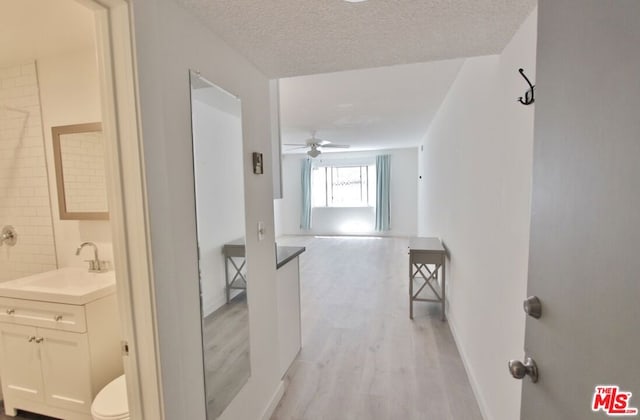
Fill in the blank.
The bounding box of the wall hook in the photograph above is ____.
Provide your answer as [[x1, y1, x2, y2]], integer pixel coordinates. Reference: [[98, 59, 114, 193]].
[[517, 68, 535, 105]]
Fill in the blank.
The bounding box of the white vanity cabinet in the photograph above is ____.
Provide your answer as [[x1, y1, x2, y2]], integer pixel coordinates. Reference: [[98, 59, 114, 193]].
[[0, 294, 122, 419]]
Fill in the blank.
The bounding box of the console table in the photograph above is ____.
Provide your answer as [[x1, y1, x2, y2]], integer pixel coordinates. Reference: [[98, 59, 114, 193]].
[[409, 237, 446, 321], [222, 239, 307, 304], [222, 238, 247, 303]]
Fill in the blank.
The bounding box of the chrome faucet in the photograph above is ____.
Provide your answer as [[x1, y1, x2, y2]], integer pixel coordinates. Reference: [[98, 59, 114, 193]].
[[75, 242, 108, 273]]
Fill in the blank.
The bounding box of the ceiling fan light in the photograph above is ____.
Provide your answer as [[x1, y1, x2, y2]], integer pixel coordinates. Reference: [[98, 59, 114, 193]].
[[307, 148, 321, 158]]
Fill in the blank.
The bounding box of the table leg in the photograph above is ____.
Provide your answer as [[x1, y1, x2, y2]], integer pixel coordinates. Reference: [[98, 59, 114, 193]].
[[409, 257, 414, 320], [224, 256, 230, 303], [441, 260, 446, 322]]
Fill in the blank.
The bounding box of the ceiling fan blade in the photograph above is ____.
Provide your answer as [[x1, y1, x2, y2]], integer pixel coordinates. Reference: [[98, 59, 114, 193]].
[[319, 144, 350, 149], [285, 145, 310, 150], [284, 143, 307, 146]]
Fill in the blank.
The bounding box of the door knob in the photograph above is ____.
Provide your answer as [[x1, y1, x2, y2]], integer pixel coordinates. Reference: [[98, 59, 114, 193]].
[[523, 296, 542, 318], [508, 356, 538, 383]]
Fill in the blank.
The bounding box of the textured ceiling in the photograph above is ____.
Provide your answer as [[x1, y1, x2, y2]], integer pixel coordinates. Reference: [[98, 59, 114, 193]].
[[280, 59, 464, 152], [175, 0, 536, 77], [0, 0, 94, 64]]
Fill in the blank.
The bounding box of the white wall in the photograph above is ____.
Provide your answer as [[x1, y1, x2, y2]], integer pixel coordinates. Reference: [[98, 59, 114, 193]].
[[38, 47, 114, 269], [191, 95, 245, 317], [275, 147, 418, 237], [130, 0, 282, 419], [417, 10, 537, 420]]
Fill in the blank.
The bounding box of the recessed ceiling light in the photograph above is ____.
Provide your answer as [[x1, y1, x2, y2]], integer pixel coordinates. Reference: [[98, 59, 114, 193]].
[[344, 0, 368, 3]]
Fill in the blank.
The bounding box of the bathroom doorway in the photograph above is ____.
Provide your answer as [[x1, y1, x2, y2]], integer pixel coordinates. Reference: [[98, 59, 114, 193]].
[[0, 0, 161, 419]]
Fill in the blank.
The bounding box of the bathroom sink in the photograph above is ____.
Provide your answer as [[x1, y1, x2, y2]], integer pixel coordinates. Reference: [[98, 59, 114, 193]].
[[0, 267, 116, 305]]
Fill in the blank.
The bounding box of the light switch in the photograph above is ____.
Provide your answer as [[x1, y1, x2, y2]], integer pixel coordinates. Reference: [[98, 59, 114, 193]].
[[253, 152, 264, 174], [257, 221, 265, 241]]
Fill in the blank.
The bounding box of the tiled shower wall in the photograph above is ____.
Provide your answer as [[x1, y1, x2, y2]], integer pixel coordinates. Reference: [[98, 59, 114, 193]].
[[0, 61, 57, 281]]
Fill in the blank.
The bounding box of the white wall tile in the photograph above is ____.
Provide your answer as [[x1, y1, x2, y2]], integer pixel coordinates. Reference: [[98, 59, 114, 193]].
[[0, 61, 57, 282]]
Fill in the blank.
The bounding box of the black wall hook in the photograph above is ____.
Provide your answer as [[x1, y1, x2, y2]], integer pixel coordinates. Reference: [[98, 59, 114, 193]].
[[517, 68, 535, 105]]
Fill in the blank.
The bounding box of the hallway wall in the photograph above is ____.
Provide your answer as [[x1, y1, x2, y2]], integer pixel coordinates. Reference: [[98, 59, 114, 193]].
[[131, 0, 282, 419], [417, 9, 537, 420]]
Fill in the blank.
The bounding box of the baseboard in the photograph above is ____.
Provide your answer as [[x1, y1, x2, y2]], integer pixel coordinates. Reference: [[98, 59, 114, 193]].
[[202, 293, 227, 318], [260, 380, 285, 420], [276, 233, 412, 239], [447, 315, 491, 420]]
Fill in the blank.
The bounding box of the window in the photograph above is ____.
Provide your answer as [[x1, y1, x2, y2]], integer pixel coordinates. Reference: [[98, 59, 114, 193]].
[[311, 164, 375, 207]]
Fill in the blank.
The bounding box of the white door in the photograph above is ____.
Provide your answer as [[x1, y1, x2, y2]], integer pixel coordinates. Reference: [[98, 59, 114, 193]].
[[0, 324, 44, 402], [519, 1, 640, 419], [39, 328, 92, 413]]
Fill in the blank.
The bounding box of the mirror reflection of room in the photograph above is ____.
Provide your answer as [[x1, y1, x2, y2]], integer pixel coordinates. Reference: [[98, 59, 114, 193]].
[[189, 70, 251, 420]]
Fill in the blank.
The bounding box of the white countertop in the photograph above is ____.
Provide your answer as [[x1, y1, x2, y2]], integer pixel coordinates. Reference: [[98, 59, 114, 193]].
[[0, 267, 116, 305]]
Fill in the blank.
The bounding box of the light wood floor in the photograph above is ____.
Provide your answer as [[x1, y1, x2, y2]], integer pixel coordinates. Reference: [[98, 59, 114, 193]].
[[271, 236, 482, 420], [203, 292, 250, 419]]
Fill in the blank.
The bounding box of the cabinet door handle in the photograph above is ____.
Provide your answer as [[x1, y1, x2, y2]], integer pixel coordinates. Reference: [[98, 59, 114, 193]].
[[54, 315, 63, 322], [28, 336, 36, 342], [35, 337, 44, 344], [6, 308, 15, 315]]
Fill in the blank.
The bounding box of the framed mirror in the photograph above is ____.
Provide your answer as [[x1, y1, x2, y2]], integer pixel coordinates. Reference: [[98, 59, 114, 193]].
[[189, 70, 250, 419], [51, 123, 109, 220]]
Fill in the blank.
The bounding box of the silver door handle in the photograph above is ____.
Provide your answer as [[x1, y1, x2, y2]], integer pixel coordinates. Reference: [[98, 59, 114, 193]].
[[508, 356, 538, 383], [54, 315, 63, 322], [6, 308, 15, 315], [35, 337, 44, 344], [28, 336, 36, 342]]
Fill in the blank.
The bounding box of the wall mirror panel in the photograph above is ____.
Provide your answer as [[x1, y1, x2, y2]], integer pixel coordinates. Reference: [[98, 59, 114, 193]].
[[51, 123, 109, 220], [189, 70, 250, 419]]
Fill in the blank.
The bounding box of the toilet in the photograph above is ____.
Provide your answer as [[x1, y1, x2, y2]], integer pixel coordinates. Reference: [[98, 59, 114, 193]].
[[91, 374, 129, 420]]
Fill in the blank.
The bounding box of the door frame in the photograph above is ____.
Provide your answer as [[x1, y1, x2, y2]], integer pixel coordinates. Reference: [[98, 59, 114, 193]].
[[74, 0, 164, 418]]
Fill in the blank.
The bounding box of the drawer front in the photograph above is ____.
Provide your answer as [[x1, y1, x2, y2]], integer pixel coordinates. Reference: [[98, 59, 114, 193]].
[[410, 251, 445, 266], [0, 298, 86, 333]]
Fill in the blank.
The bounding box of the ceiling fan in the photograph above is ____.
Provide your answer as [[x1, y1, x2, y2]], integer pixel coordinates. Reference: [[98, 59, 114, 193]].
[[284, 132, 350, 158]]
